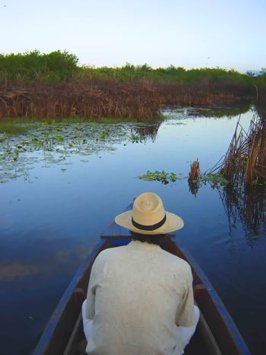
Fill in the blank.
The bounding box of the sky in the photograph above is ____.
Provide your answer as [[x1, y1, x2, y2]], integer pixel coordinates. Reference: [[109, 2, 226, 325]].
[[0, 0, 265, 72]]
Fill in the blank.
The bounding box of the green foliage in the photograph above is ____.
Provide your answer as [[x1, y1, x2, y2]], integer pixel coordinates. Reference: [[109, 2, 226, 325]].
[[138, 169, 228, 188], [138, 170, 179, 184], [99, 130, 109, 140], [130, 133, 142, 143], [0, 50, 78, 81], [200, 173, 229, 188], [0, 122, 30, 135], [0, 120, 131, 183], [78, 64, 251, 86], [1, 49, 266, 103], [55, 136, 64, 142]]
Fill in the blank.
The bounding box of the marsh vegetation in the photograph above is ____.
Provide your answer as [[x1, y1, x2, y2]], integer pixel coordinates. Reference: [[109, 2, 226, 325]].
[[1, 51, 266, 119], [0, 118, 162, 183]]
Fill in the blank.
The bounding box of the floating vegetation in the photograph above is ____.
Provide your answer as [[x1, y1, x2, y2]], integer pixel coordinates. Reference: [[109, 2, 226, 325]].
[[130, 133, 142, 143], [138, 165, 229, 188], [0, 121, 31, 135], [99, 129, 109, 140], [188, 160, 228, 195], [138, 170, 179, 184], [189, 173, 228, 195], [200, 174, 229, 188], [0, 120, 161, 183]]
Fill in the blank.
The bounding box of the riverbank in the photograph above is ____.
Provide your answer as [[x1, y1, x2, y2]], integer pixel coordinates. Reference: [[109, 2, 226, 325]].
[[0, 77, 259, 119], [0, 51, 265, 119]]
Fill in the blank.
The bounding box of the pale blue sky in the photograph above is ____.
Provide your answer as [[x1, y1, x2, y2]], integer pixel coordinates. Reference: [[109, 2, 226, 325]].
[[0, 0, 265, 72]]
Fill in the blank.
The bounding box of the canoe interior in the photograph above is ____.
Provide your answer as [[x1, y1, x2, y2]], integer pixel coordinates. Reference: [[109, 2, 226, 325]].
[[33, 217, 250, 355]]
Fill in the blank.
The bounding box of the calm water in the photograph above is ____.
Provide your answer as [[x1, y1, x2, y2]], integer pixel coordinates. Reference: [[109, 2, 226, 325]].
[[1, 106, 266, 354]]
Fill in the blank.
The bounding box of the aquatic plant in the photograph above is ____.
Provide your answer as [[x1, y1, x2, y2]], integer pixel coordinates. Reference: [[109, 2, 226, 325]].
[[138, 166, 228, 188], [200, 173, 228, 188], [138, 170, 179, 184], [130, 134, 141, 143], [99, 130, 109, 140], [1, 120, 164, 183], [187, 160, 228, 194]]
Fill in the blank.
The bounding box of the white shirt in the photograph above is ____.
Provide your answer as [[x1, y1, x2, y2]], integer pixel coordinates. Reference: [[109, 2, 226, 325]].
[[85, 240, 195, 355]]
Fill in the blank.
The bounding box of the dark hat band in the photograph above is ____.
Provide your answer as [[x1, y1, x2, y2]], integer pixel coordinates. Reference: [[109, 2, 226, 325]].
[[131, 214, 167, 231]]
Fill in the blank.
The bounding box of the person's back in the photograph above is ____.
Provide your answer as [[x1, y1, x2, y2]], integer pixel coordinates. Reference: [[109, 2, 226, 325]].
[[85, 240, 195, 355], [82, 192, 199, 355]]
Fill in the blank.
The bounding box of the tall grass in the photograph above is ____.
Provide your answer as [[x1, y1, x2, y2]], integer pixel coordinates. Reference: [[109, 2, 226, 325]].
[[213, 114, 266, 187], [0, 79, 160, 119]]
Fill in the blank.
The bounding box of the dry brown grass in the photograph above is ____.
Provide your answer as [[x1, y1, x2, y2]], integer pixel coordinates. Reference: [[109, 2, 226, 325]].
[[0, 77, 254, 120], [0, 79, 160, 119], [188, 160, 200, 182], [220, 116, 266, 187]]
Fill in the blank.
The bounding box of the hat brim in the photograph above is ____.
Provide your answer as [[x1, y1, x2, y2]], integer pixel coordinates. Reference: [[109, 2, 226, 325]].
[[115, 210, 184, 235]]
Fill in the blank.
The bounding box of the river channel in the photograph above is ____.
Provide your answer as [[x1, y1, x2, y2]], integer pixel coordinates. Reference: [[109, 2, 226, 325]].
[[0, 106, 265, 354]]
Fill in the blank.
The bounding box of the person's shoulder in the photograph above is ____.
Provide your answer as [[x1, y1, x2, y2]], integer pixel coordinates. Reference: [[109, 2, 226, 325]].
[[159, 248, 192, 272], [93, 245, 127, 264]]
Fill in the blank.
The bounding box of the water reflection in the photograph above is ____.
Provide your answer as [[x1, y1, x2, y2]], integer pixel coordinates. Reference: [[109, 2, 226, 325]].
[[220, 185, 266, 242], [0, 244, 92, 282], [190, 104, 252, 118], [131, 121, 162, 142], [186, 162, 266, 242], [0, 262, 40, 281], [162, 103, 251, 119], [256, 104, 266, 121], [188, 180, 200, 196]]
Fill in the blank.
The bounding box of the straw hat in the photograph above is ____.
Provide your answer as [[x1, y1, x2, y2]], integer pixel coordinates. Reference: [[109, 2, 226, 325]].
[[115, 192, 184, 235]]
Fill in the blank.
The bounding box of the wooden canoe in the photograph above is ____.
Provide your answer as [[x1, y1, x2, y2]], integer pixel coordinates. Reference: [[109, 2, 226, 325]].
[[33, 206, 251, 355]]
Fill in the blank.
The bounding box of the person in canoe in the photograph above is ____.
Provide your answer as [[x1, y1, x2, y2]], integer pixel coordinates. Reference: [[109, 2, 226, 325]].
[[82, 192, 200, 355]]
